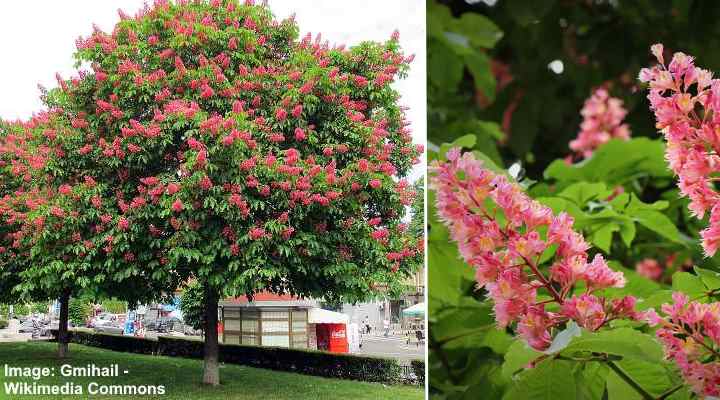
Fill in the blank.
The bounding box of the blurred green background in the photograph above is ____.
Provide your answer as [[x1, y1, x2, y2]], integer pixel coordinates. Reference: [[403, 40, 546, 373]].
[[429, 0, 720, 177]]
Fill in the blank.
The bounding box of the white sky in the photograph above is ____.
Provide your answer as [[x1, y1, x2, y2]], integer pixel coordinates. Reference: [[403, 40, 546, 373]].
[[0, 0, 426, 181]]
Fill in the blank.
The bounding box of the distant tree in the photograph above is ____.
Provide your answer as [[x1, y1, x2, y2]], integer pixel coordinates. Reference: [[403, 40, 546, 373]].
[[409, 177, 424, 241], [0, 116, 177, 359], [179, 281, 205, 332], [68, 298, 91, 326]]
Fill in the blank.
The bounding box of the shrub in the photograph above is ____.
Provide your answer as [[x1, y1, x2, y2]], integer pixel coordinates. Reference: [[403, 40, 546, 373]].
[[0, 320, 8, 329], [68, 298, 91, 326], [30, 302, 48, 314], [411, 360, 425, 385], [12, 304, 30, 317], [178, 282, 204, 331], [159, 336, 402, 384], [64, 331, 157, 355], [100, 299, 127, 314], [55, 331, 403, 384]]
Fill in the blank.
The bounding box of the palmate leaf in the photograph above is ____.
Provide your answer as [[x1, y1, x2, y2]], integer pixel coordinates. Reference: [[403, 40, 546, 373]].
[[672, 271, 706, 300], [431, 297, 495, 344], [560, 328, 664, 363], [605, 359, 688, 400], [694, 266, 720, 291], [504, 359, 577, 400], [574, 362, 609, 400], [464, 52, 496, 103], [502, 340, 543, 380], [544, 138, 671, 187]]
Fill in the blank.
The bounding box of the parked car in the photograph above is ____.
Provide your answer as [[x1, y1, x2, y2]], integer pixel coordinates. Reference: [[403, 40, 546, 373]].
[[90, 313, 126, 328], [89, 313, 113, 328], [93, 319, 125, 335]]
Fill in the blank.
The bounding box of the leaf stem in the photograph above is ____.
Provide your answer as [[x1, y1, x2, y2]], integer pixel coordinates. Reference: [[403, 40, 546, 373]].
[[606, 360, 654, 400], [655, 383, 684, 400]]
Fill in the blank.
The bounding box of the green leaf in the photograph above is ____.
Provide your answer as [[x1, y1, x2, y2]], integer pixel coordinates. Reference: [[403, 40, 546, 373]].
[[455, 13, 503, 48], [432, 297, 495, 344], [472, 150, 511, 179], [464, 52, 496, 103], [557, 182, 611, 205], [438, 134, 477, 159], [536, 197, 586, 224], [637, 290, 673, 311], [592, 223, 619, 253], [561, 328, 664, 363], [544, 138, 670, 186], [694, 266, 720, 291], [429, 40, 463, 90], [672, 271, 706, 299], [618, 221, 637, 247], [632, 209, 682, 243], [504, 360, 577, 400], [607, 359, 679, 399], [502, 340, 543, 380], [604, 263, 662, 299], [625, 194, 669, 212], [479, 328, 515, 355], [574, 362, 609, 400], [606, 365, 641, 400]]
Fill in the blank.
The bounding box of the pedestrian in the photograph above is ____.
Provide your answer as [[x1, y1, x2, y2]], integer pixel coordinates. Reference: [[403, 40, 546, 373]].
[[383, 318, 390, 337], [363, 315, 371, 334]]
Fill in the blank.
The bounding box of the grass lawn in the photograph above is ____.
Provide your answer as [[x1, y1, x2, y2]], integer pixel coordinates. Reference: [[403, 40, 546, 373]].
[[0, 342, 423, 399]]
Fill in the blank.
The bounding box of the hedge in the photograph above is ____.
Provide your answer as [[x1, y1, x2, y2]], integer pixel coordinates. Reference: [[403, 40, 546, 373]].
[[52, 331, 407, 385], [68, 330, 157, 355], [0, 320, 8, 329], [411, 359, 425, 384]]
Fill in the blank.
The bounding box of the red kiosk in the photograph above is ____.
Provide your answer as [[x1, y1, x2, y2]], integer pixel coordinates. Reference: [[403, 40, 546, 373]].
[[309, 308, 350, 353]]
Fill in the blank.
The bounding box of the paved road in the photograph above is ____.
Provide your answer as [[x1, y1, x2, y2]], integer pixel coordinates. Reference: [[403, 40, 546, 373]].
[[0, 319, 32, 342], [356, 335, 424, 363]]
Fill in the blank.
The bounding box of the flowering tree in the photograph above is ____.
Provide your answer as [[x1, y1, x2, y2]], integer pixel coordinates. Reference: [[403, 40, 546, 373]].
[[0, 120, 33, 307], [0, 116, 175, 359], [0, 117, 86, 358], [37, 0, 421, 385]]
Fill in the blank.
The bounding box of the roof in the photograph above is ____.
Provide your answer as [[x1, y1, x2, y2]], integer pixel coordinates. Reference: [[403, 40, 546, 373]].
[[308, 308, 349, 324], [220, 291, 317, 308]]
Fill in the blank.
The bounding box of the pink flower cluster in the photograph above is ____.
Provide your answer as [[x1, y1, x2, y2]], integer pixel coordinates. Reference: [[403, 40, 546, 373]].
[[636, 258, 664, 281], [569, 88, 631, 159], [432, 149, 636, 350], [645, 293, 720, 396], [640, 44, 720, 256]]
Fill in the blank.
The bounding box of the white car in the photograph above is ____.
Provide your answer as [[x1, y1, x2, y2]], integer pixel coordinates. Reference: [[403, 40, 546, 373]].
[[90, 313, 119, 328]]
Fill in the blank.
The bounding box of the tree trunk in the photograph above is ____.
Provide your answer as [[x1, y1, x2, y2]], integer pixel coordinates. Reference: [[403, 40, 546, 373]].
[[202, 287, 220, 386], [58, 290, 70, 359]]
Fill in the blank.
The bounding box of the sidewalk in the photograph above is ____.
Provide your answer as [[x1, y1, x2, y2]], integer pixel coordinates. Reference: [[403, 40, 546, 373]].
[[0, 319, 31, 343]]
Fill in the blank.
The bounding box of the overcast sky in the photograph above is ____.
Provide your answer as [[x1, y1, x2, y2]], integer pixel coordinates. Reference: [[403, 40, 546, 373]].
[[0, 0, 425, 181]]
